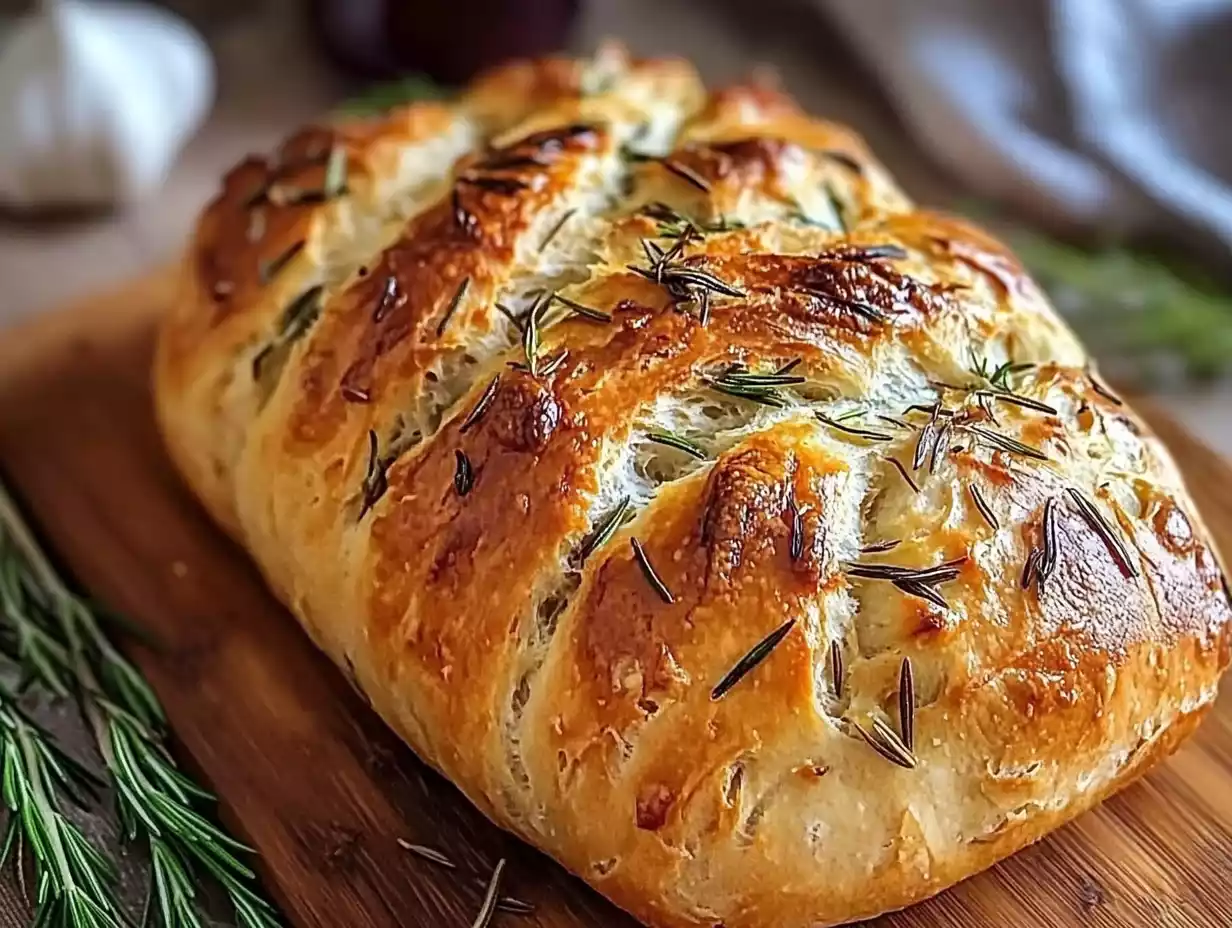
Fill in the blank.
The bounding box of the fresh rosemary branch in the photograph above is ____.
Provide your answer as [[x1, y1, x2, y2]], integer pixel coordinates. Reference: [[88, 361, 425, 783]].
[[0, 683, 123, 928], [1006, 227, 1232, 381], [0, 480, 280, 928]]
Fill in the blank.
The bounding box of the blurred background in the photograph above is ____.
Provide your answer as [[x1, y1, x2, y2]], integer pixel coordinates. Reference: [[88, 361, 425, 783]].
[[0, 0, 1229, 451]]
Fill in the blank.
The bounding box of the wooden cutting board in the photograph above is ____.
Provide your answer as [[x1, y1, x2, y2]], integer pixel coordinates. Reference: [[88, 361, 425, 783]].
[[0, 269, 1228, 928]]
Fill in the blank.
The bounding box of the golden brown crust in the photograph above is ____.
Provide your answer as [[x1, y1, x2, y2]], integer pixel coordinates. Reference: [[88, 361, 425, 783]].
[[153, 46, 1232, 928]]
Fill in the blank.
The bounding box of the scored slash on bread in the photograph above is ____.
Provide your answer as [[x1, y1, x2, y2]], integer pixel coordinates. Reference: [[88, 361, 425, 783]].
[[153, 42, 1232, 928]]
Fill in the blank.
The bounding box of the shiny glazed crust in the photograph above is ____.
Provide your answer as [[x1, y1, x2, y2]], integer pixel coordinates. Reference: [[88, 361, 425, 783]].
[[154, 46, 1232, 928]]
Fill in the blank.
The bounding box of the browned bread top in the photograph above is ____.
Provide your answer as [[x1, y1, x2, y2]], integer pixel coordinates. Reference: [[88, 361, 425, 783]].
[[154, 44, 1232, 928]]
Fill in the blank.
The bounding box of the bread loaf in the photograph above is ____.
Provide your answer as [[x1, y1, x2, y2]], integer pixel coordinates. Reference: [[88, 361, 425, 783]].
[[154, 45, 1232, 927]]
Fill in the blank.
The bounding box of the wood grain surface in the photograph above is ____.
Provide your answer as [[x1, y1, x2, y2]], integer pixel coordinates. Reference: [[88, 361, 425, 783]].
[[0, 271, 1228, 928]]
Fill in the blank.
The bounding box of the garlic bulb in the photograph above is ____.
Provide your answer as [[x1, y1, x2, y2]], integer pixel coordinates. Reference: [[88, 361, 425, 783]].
[[0, 0, 214, 210]]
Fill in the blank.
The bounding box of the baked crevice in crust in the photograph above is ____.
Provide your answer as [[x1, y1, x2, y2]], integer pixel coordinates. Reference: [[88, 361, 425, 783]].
[[155, 45, 1232, 928]]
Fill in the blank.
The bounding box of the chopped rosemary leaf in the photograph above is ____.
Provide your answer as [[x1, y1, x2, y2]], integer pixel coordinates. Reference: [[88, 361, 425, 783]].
[[632, 538, 675, 604], [258, 239, 305, 284], [397, 840, 455, 869], [494, 301, 523, 332], [912, 403, 943, 470], [1065, 487, 1140, 578], [822, 149, 864, 174], [538, 349, 569, 377], [250, 344, 274, 381], [788, 498, 803, 561], [969, 484, 999, 530], [1087, 368, 1124, 406], [1039, 497, 1060, 584], [704, 377, 788, 408], [279, 285, 324, 340], [860, 539, 902, 554], [470, 859, 506, 928], [552, 292, 611, 323], [580, 498, 631, 562], [876, 414, 912, 430], [359, 429, 388, 518], [813, 411, 891, 441], [454, 450, 474, 496], [1021, 548, 1042, 590], [522, 293, 544, 376], [323, 145, 348, 198], [646, 430, 706, 460], [661, 158, 711, 192], [436, 277, 470, 338], [898, 657, 915, 752], [980, 391, 1058, 415], [460, 375, 500, 433], [968, 426, 1048, 461], [830, 639, 844, 695], [887, 457, 919, 493], [853, 717, 917, 769], [711, 619, 796, 701], [847, 557, 965, 609]]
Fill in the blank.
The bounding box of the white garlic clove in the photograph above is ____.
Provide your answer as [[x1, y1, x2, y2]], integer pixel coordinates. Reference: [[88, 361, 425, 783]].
[[0, 0, 215, 210]]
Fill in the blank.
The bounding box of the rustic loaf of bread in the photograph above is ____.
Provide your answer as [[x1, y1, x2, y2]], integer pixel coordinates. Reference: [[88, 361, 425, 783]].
[[154, 45, 1232, 928]]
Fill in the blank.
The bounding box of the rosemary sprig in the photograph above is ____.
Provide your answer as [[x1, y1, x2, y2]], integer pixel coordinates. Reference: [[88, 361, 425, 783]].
[[711, 619, 796, 701], [0, 480, 281, 928], [0, 684, 123, 928], [627, 231, 743, 322]]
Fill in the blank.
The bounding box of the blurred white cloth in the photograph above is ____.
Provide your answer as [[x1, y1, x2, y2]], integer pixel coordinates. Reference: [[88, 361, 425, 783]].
[[818, 0, 1232, 254]]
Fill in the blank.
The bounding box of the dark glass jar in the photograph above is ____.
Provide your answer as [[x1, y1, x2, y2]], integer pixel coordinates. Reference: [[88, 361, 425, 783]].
[[308, 0, 581, 84]]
